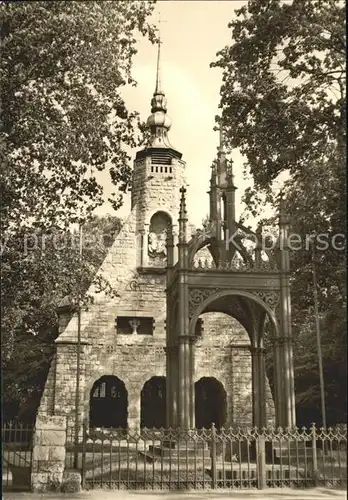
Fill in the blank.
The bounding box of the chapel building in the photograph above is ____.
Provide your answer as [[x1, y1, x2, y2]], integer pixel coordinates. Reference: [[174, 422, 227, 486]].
[[38, 44, 275, 432]]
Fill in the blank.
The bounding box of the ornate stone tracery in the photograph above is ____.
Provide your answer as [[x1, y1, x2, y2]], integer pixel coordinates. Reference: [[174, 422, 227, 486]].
[[188, 288, 220, 318], [166, 185, 295, 431], [188, 287, 280, 322], [251, 291, 280, 310]]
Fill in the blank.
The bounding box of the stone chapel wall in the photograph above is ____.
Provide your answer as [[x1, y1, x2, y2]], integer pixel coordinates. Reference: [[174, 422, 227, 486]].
[[195, 313, 274, 426], [39, 206, 275, 431]]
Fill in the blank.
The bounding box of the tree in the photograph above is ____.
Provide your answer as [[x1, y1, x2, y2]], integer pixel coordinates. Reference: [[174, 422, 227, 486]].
[[262, 164, 347, 425], [1, 1, 157, 420], [2, 215, 122, 421], [213, 0, 346, 425], [282, 159, 346, 425], [0, 1, 156, 233], [212, 0, 345, 196]]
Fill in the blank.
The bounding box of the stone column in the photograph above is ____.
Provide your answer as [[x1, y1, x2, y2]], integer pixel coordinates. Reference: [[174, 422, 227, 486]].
[[171, 347, 179, 428], [172, 224, 179, 264], [127, 382, 141, 432], [166, 345, 178, 428], [176, 187, 190, 429], [273, 337, 285, 427], [251, 346, 267, 427], [184, 339, 190, 428], [31, 415, 67, 493], [189, 339, 195, 428], [250, 346, 260, 427], [165, 224, 177, 428], [177, 335, 195, 429], [257, 347, 267, 426], [165, 346, 172, 427], [142, 223, 150, 267], [178, 338, 186, 428]]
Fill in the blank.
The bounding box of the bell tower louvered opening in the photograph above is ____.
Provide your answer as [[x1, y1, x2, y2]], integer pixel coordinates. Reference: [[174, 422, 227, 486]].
[[136, 147, 182, 164], [151, 151, 172, 165]]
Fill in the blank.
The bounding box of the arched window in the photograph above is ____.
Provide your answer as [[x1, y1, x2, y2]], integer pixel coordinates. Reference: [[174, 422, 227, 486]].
[[140, 376, 166, 428], [89, 375, 128, 429], [195, 377, 227, 430]]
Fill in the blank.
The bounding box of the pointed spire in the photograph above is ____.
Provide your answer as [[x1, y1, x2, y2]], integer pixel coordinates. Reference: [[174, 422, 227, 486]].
[[216, 124, 227, 187], [150, 41, 167, 113], [146, 27, 173, 148], [179, 186, 187, 220], [178, 187, 188, 254], [155, 39, 163, 95], [219, 126, 225, 155], [216, 124, 236, 188]]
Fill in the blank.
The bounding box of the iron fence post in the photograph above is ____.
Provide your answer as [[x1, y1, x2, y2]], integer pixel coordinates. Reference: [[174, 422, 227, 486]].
[[211, 423, 217, 489], [311, 423, 318, 485], [256, 432, 266, 489]]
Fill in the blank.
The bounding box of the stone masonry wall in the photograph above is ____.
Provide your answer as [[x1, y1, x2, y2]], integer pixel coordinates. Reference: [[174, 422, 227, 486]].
[[31, 415, 67, 492], [195, 313, 275, 426], [132, 156, 187, 228]]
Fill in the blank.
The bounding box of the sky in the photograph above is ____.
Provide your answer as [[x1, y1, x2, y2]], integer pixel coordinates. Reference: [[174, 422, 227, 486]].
[[96, 0, 254, 227]]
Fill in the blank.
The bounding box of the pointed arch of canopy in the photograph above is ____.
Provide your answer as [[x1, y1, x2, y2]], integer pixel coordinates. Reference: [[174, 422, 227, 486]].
[[187, 221, 277, 269], [189, 289, 278, 348]]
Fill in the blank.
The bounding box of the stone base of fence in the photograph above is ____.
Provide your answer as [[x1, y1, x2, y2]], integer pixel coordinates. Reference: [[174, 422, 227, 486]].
[[61, 470, 82, 493], [31, 415, 67, 493]]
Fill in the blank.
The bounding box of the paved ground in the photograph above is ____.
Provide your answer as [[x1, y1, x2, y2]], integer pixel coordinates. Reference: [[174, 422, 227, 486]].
[[3, 488, 347, 500]]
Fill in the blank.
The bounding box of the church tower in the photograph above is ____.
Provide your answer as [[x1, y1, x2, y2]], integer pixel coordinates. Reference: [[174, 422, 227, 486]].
[[131, 41, 186, 269], [37, 41, 188, 433]]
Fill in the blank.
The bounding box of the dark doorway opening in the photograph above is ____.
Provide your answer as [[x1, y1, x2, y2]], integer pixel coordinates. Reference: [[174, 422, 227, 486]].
[[89, 375, 128, 429], [195, 377, 227, 430], [141, 376, 166, 428]]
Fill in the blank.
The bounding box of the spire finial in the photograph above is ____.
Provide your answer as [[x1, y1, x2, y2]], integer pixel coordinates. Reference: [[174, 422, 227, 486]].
[[155, 11, 166, 95], [179, 186, 187, 219], [146, 10, 173, 147], [219, 125, 225, 154], [155, 39, 162, 94]]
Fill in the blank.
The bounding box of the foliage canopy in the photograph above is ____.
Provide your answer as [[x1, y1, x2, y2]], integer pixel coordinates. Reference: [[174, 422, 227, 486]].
[[213, 0, 346, 425], [1, 1, 156, 232]]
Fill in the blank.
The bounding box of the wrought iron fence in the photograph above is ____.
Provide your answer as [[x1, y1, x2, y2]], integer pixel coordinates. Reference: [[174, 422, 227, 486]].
[[2, 421, 34, 491], [66, 422, 347, 490]]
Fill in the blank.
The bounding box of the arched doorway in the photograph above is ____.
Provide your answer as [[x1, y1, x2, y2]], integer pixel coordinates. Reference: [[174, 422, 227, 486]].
[[89, 375, 128, 428], [195, 377, 227, 430], [141, 376, 166, 428]]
